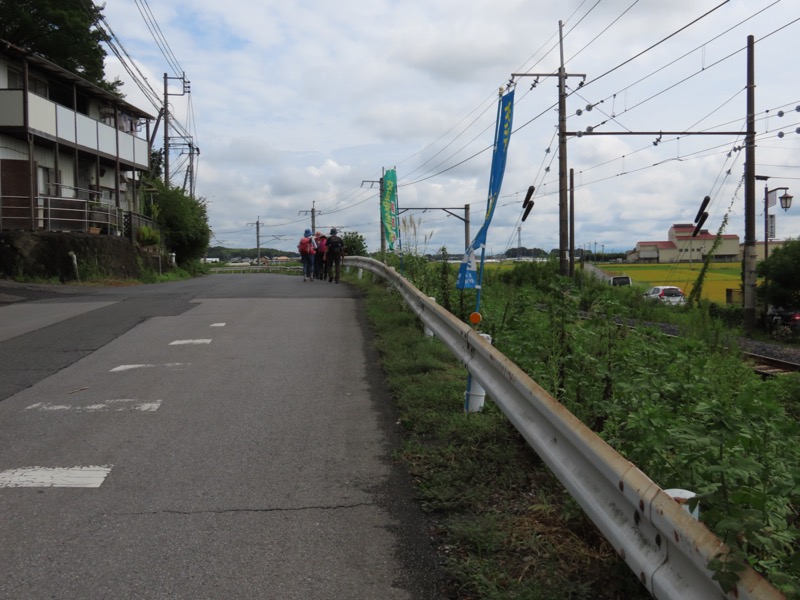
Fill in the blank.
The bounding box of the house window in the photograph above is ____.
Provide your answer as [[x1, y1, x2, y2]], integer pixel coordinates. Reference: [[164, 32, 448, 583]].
[[7, 68, 48, 97], [29, 75, 48, 97], [8, 68, 22, 89]]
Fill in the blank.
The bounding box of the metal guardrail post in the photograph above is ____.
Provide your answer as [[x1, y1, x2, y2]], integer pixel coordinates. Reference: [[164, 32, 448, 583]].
[[343, 255, 784, 600]]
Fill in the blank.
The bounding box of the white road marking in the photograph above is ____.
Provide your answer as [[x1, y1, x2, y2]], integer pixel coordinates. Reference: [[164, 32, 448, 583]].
[[25, 399, 162, 412], [0, 466, 112, 488], [110, 363, 187, 372], [169, 339, 212, 345], [210, 323, 226, 327]]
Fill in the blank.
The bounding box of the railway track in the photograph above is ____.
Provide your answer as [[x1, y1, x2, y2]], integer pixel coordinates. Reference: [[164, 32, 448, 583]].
[[744, 352, 800, 377]]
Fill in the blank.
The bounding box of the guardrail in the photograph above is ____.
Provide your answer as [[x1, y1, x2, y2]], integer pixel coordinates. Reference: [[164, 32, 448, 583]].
[[344, 256, 783, 600]]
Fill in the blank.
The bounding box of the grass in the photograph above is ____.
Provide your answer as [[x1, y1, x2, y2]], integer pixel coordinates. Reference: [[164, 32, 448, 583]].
[[350, 272, 651, 600]]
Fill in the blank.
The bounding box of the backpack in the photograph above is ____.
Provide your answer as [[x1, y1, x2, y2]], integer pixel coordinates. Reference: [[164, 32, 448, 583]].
[[327, 236, 344, 257], [299, 236, 315, 255]]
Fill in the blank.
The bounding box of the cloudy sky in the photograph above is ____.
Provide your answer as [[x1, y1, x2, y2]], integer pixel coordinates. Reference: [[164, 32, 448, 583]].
[[100, 0, 800, 255]]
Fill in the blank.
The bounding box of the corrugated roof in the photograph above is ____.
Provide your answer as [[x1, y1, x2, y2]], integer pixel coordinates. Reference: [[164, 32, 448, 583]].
[[1, 39, 155, 120]]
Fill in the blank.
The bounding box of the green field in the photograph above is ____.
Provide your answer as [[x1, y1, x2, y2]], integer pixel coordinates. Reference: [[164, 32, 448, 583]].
[[597, 262, 744, 304]]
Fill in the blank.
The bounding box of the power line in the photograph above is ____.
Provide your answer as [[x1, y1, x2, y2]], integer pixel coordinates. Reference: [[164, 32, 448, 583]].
[[133, 0, 183, 76]]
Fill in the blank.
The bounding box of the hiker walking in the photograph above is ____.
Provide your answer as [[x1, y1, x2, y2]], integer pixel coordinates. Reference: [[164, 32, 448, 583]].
[[326, 228, 345, 283], [314, 232, 327, 280], [297, 228, 316, 281]]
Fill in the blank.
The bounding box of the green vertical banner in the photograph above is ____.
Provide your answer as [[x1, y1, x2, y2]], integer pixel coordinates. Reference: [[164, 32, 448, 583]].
[[381, 169, 399, 251]]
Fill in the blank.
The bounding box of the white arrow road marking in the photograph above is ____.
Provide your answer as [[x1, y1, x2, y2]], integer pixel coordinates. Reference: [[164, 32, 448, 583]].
[[25, 399, 162, 412], [0, 466, 112, 488], [169, 339, 212, 345], [110, 363, 187, 372], [210, 323, 226, 327]]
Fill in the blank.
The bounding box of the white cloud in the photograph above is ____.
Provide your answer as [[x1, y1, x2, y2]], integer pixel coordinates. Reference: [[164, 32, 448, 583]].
[[101, 0, 800, 254]]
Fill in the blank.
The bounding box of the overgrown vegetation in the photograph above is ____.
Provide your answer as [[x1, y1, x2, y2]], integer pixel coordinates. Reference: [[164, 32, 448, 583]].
[[352, 271, 650, 599], [136, 225, 160, 247], [145, 180, 211, 266], [758, 239, 800, 309], [363, 256, 800, 598]]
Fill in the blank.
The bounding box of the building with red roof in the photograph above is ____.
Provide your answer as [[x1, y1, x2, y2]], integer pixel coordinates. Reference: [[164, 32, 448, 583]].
[[627, 224, 740, 264]]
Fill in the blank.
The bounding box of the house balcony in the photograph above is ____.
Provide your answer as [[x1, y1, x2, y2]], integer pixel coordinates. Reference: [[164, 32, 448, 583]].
[[0, 89, 149, 171]]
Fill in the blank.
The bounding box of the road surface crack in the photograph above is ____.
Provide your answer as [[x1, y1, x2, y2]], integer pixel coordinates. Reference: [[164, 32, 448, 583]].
[[127, 502, 375, 516]]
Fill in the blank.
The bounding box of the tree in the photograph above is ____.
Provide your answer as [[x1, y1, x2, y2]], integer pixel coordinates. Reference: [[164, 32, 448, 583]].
[[148, 181, 211, 265], [0, 0, 117, 91], [343, 231, 367, 257], [757, 239, 800, 309]]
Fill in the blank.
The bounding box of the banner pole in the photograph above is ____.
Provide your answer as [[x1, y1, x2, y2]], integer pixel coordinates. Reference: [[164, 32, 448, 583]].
[[474, 246, 487, 313]]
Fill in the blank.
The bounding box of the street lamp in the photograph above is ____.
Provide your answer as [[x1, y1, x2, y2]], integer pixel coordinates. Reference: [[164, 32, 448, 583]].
[[763, 184, 792, 260], [780, 191, 793, 211]]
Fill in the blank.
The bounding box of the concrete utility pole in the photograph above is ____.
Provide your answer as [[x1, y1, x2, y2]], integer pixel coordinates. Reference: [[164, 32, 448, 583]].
[[162, 72, 192, 188], [247, 217, 261, 264], [163, 73, 169, 186], [557, 20, 569, 276], [743, 35, 757, 333], [511, 21, 584, 277], [298, 202, 317, 234], [569, 169, 575, 277]]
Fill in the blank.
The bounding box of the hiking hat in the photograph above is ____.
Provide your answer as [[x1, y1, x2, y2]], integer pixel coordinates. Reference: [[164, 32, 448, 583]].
[[304, 228, 312, 237], [330, 228, 338, 235]]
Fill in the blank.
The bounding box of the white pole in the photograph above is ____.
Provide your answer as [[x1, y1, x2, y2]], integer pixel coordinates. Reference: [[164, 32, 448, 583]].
[[465, 333, 492, 412]]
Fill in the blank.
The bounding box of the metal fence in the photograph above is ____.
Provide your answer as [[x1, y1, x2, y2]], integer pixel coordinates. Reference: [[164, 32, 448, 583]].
[[0, 192, 159, 242], [345, 255, 784, 600]]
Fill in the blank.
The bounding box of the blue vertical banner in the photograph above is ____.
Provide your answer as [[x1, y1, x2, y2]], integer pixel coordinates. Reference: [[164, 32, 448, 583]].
[[456, 89, 514, 289]]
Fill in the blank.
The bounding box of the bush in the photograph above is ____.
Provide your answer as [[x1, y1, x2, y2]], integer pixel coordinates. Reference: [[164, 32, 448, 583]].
[[136, 225, 160, 247]]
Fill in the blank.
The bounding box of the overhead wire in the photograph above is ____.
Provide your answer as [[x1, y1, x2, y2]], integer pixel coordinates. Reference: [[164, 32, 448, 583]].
[[387, 1, 752, 256], [396, 0, 733, 194], [391, 0, 598, 189], [133, 0, 183, 76]]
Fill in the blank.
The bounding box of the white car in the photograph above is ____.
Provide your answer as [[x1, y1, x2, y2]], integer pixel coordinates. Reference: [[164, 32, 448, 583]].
[[643, 286, 686, 305]]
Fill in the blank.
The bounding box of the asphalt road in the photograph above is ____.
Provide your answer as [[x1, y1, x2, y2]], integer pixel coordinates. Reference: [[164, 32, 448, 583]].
[[0, 274, 443, 599]]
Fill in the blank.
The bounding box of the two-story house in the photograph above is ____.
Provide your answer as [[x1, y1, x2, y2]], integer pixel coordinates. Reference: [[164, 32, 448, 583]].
[[0, 40, 154, 235]]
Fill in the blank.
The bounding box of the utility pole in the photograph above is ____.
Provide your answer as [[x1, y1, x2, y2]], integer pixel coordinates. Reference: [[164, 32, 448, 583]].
[[517, 226, 522, 258], [744, 35, 757, 333], [298, 202, 317, 233], [569, 169, 575, 277], [162, 72, 191, 187], [557, 20, 569, 276], [248, 217, 262, 264], [511, 22, 585, 277], [464, 203, 470, 252], [163, 73, 169, 186]]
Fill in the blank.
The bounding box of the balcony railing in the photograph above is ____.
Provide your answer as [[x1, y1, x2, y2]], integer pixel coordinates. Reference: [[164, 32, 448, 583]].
[[0, 191, 158, 240], [0, 90, 149, 170]]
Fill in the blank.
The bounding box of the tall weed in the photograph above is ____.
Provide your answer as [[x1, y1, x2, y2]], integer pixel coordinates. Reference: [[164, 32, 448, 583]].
[[389, 257, 800, 596]]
